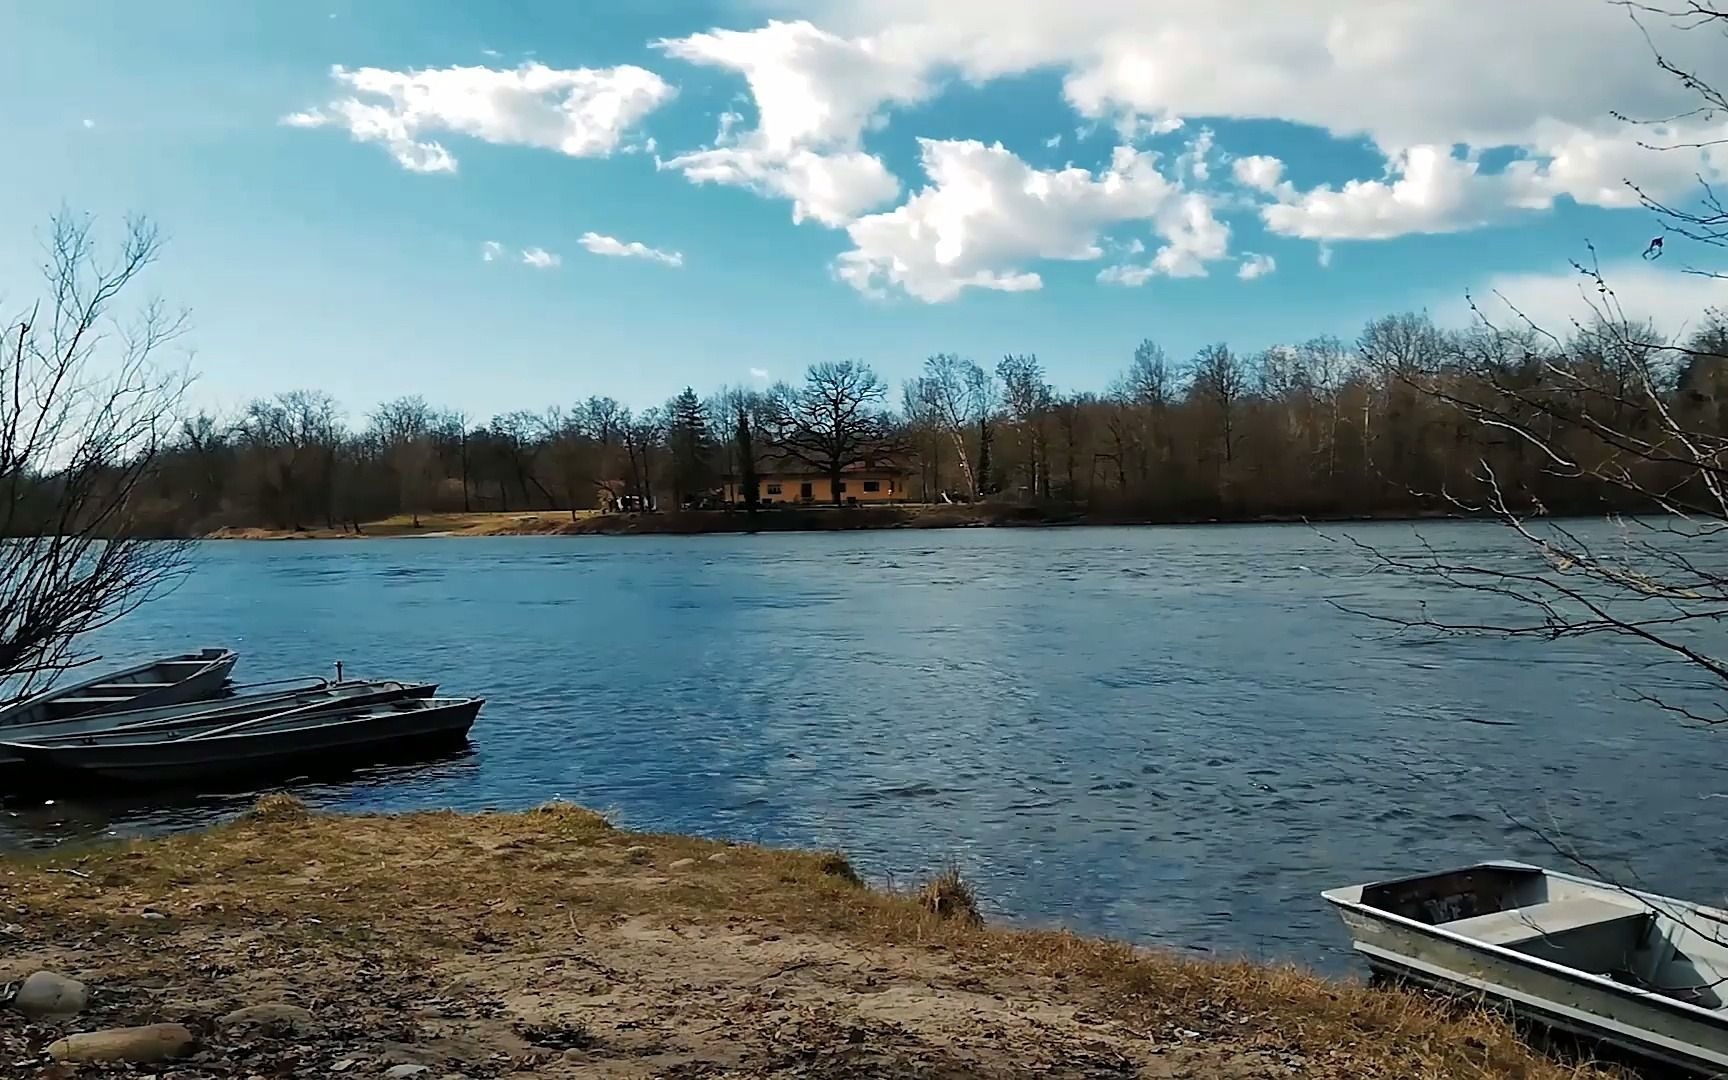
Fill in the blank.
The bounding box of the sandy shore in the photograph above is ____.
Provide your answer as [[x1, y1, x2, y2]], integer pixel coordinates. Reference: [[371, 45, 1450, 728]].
[[0, 799, 1609, 1078]]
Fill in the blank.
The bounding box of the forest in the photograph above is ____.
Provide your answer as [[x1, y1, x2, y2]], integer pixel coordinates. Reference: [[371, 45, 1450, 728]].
[[130, 305, 1728, 535]]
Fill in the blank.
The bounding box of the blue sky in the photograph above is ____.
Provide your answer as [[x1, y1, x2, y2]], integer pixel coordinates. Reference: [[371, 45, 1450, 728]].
[[2, 0, 1724, 422]]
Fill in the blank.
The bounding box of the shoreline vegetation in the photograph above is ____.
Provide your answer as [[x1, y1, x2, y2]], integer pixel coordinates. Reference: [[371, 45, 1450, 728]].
[[202, 504, 1471, 540], [0, 798, 1612, 1078]]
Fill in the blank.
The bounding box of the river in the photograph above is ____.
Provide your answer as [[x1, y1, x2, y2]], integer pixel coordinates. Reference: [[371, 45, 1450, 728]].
[[2, 522, 1723, 970]]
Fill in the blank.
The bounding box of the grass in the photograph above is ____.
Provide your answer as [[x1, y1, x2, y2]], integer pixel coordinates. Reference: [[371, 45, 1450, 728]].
[[0, 799, 1628, 1079]]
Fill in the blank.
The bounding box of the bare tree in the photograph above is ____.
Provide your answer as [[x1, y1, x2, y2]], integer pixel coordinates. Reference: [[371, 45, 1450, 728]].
[[370, 394, 436, 526], [1340, 3, 1728, 727], [769, 361, 904, 506], [0, 212, 192, 698], [911, 353, 995, 499]]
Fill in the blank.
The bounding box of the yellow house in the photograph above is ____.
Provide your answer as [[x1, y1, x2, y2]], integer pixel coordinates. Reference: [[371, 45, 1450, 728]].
[[722, 465, 909, 506]]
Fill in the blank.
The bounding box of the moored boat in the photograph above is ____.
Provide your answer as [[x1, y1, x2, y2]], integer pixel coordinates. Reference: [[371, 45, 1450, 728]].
[[0, 649, 238, 726], [1324, 861, 1728, 1075], [3, 696, 483, 785], [0, 678, 439, 767]]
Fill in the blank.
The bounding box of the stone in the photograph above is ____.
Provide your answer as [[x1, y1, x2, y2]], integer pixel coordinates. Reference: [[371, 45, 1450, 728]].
[[668, 858, 696, 869], [217, 1002, 314, 1033], [623, 845, 651, 863], [384, 1066, 429, 1078], [707, 852, 729, 863], [47, 1023, 196, 1064], [12, 971, 88, 1019]]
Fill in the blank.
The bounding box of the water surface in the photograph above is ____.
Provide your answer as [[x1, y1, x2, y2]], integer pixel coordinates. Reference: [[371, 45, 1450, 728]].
[[4, 522, 1722, 970]]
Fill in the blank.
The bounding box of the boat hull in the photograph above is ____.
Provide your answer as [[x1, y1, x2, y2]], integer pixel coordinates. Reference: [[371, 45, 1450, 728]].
[[1326, 867, 1728, 1075], [11, 698, 482, 786]]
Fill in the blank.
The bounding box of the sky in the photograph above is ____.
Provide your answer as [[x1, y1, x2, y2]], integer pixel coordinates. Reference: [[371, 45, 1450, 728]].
[[3, 0, 1727, 422]]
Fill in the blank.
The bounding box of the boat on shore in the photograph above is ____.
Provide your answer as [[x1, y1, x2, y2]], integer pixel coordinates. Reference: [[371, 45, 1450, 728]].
[[0, 649, 237, 727], [3, 696, 483, 785], [1324, 861, 1728, 1075], [0, 678, 439, 767]]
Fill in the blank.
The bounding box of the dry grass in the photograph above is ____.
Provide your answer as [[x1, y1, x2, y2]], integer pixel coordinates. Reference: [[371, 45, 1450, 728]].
[[0, 801, 1628, 1079]]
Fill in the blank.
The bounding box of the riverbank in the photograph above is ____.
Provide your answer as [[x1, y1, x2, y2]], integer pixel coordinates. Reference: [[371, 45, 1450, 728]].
[[1, 799, 1607, 1078], [203, 504, 1466, 540]]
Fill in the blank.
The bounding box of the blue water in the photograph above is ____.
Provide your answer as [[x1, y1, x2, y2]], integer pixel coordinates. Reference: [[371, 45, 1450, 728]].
[[3, 522, 1723, 969]]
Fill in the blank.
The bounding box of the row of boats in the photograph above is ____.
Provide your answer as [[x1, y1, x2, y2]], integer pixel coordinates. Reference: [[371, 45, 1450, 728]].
[[0, 648, 482, 786]]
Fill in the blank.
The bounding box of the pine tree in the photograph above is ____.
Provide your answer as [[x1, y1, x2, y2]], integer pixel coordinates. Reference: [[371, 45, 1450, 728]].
[[667, 387, 712, 508]]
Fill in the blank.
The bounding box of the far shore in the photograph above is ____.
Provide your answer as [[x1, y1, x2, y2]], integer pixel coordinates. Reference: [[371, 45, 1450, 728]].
[[201, 504, 1474, 540], [0, 797, 1592, 1078]]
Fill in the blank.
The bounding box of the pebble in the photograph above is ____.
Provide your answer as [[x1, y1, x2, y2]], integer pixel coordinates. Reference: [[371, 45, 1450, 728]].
[[12, 971, 88, 1019], [384, 1065, 429, 1078], [623, 845, 651, 863], [47, 1023, 196, 1063], [707, 852, 729, 863], [217, 1002, 315, 1033], [668, 858, 696, 869]]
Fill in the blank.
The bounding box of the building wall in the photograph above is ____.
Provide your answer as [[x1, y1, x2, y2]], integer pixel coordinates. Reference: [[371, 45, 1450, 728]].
[[724, 472, 906, 505]]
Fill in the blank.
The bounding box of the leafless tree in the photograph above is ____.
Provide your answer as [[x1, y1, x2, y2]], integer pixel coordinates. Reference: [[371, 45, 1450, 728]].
[[769, 361, 905, 506], [0, 212, 192, 699], [1338, 1, 1728, 727]]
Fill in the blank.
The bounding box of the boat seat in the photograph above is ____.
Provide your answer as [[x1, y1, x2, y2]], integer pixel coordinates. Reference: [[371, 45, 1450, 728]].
[[53, 695, 135, 705], [1441, 896, 1649, 947]]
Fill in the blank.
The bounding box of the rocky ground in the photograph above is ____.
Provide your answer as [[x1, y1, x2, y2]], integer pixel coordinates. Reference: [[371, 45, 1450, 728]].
[[1, 797, 1618, 1078]]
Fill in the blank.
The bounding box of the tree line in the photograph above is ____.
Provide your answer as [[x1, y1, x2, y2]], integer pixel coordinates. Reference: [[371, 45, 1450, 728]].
[[123, 306, 1728, 534]]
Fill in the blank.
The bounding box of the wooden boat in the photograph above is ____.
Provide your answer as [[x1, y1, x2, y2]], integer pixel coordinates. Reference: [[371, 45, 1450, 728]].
[[0, 649, 238, 727], [3, 696, 483, 785], [1324, 861, 1728, 1074], [0, 679, 439, 767]]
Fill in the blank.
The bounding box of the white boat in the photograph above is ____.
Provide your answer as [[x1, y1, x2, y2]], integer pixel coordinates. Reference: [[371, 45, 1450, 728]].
[[3, 696, 483, 785], [0, 678, 439, 767], [1324, 861, 1728, 1074], [0, 649, 238, 726]]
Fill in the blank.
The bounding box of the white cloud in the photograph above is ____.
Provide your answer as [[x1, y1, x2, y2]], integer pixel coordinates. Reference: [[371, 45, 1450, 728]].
[[1231, 154, 1285, 193], [1237, 252, 1276, 280], [749, 367, 770, 380], [80, 118, 95, 130], [1043, 133, 1062, 150], [837, 139, 1227, 301], [578, 231, 684, 267], [284, 62, 675, 172], [521, 247, 561, 269], [480, 240, 503, 262], [693, 2, 1728, 240], [1443, 260, 1728, 339], [1175, 127, 1214, 181], [1317, 244, 1334, 268], [655, 20, 927, 224]]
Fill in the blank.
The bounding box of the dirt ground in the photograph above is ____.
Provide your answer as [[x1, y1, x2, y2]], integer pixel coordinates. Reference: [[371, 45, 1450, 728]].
[[0, 799, 1617, 1078]]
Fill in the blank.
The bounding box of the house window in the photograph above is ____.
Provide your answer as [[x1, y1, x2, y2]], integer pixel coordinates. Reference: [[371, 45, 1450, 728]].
[[765, 483, 783, 495], [863, 480, 881, 493], [800, 482, 813, 499], [837, 481, 848, 494]]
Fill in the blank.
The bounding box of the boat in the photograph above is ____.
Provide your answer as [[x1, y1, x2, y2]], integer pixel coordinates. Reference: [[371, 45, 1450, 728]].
[[1324, 861, 1728, 1074], [3, 696, 483, 785], [0, 649, 238, 727], [0, 678, 439, 767]]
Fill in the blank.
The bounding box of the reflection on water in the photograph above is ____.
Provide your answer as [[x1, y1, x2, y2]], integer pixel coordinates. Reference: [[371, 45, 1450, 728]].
[[2, 522, 1722, 971]]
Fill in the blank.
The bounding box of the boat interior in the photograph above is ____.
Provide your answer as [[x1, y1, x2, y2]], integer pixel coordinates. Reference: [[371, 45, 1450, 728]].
[[1357, 865, 1728, 1010]]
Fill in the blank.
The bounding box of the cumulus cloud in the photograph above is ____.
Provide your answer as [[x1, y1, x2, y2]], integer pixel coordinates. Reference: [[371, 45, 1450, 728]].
[[1237, 252, 1276, 280], [480, 240, 503, 262], [521, 247, 562, 269], [284, 62, 675, 172], [654, 20, 928, 224], [682, 1, 1727, 240], [837, 139, 1229, 301], [578, 231, 684, 267]]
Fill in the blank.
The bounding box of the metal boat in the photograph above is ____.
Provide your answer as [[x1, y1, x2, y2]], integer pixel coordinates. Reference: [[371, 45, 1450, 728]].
[[1324, 861, 1728, 1074], [0, 649, 238, 726], [0, 678, 439, 767], [3, 696, 483, 785]]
